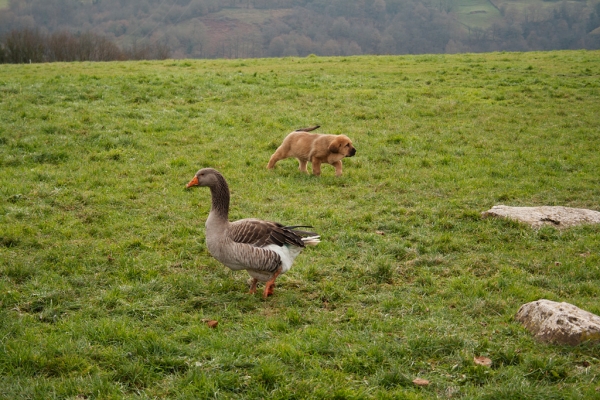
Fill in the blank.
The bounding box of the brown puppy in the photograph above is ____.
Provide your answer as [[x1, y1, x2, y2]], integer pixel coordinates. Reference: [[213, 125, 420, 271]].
[[267, 126, 356, 176]]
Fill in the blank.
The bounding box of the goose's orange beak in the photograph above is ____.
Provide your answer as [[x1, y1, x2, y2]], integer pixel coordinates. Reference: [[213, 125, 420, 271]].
[[186, 176, 199, 188]]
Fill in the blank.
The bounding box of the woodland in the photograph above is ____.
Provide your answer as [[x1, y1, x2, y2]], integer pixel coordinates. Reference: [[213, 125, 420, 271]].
[[1, 0, 600, 60]]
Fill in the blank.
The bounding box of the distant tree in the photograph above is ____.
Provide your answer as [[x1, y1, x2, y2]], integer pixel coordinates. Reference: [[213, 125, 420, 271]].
[[378, 33, 396, 54], [125, 41, 170, 60], [189, 0, 210, 17], [372, 0, 386, 17], [283, 43, 299, 56], [268, 36, 285, 56], [349, 24, 381, 53], [588, 2, 600, 32], [330, 17, 350, 39], [445, 39, 465, 53], [4, 29, 45, 63], [46, 30, 79, 61], [295, 34, 315, 55], [321, 39, 341, 55], [340, 40, 362, 55]]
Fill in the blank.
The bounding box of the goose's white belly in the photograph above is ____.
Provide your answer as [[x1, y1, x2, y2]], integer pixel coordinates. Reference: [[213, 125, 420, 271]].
[[245, 244, 302, 281]]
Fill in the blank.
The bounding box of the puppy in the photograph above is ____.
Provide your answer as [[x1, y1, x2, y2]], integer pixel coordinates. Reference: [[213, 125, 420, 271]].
[[267, 126, 356, 176]]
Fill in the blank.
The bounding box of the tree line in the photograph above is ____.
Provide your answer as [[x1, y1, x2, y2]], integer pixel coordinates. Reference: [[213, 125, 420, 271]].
[[0, 0, 599, 62], [0, 29, 170, 63]]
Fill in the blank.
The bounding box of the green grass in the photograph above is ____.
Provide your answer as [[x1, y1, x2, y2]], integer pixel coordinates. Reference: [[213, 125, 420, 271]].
[[452, 0, 591, 31], [456, 0, 502, 29], [1, 51, 600, 399]]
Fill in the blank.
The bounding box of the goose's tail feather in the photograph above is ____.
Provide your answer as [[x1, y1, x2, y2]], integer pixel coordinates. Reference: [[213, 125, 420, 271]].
[[302, 235, 321, 246], [285, 225, 318, 237]]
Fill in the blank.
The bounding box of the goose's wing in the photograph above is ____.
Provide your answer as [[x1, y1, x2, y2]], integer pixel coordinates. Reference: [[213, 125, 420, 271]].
[[227, 219, 312, 248]]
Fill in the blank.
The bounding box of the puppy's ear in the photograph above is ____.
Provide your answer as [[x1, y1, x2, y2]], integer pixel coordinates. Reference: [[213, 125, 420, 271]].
[[328, 138, 341, 153]]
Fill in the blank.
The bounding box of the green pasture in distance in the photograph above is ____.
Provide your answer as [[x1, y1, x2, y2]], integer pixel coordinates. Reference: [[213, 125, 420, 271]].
[[455, 0, 502, 29]]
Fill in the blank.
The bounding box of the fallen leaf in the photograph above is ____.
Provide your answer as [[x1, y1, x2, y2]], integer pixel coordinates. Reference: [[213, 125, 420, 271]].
[[412, 378, 429, 386], [205, 320, 218, 328], [375, 230, 385, 235], [474, 356, 492, 367]]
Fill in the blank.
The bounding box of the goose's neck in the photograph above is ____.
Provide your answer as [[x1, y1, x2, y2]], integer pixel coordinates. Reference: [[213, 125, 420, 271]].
[[208, 175, 230, 221]]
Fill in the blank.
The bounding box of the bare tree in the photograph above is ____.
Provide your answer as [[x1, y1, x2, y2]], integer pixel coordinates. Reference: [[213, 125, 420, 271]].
[[4, 29, 45, 63], [46, 30, 79, 61]]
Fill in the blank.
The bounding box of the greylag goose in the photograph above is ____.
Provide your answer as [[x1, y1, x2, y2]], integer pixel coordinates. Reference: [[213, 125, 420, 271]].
[[186, 168, 320, 298]]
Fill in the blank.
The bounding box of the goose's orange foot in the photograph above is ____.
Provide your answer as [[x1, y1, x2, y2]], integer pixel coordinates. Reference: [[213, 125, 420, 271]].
[[249, 278, 258, 295], [264, 283, 276, 298], [262, 267, 282, 299]]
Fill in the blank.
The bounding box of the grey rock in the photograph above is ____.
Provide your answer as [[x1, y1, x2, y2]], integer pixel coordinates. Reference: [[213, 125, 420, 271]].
[[482, 205, 600, 228], [515, 299, 600, 345]]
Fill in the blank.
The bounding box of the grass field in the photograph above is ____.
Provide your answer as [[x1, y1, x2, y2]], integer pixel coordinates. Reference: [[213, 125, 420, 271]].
[[454, 0, 592, 30], [455, 0, 501, 29], [1, 51, 600, 399]]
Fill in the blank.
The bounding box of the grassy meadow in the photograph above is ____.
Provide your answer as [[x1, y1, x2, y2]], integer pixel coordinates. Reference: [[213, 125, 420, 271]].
[[1, 51, 600, 399]]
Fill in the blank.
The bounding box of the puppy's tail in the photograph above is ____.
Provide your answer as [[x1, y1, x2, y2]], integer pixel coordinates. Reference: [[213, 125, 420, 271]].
[[295, 125, 320, 132]]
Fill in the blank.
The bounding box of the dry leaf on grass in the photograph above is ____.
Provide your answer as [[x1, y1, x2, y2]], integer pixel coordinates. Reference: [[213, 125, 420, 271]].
[[413, 378, 430, 386], [474, 356, 492, 367], [202, 319, 218, 328]]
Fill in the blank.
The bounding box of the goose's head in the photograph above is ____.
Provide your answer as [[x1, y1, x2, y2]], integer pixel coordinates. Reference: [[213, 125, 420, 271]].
[[186, 168, 223, 189]]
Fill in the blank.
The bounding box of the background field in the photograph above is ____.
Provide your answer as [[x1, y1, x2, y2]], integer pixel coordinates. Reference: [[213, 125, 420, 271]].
[[1, 50, 600, 399]]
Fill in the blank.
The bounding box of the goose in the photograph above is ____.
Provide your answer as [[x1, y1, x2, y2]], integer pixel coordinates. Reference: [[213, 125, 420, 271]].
[[186, 168, 320, 298]]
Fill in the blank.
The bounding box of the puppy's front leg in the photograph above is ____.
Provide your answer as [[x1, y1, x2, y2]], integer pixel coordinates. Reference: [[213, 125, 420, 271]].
[[311, 158, 322, 176], [332, 160, 343, 177], [267, 147, 287, 169], [267, 153, 280, 169], [298, 159, 309, 174]]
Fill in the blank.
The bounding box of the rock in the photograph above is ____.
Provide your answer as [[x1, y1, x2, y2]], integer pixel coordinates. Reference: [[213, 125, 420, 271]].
[[515, 299, 600, 345], [482, 205, 600, 228]]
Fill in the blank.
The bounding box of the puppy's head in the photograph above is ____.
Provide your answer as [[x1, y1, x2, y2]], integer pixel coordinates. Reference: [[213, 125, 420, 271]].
[[328, 135, 356, 157]]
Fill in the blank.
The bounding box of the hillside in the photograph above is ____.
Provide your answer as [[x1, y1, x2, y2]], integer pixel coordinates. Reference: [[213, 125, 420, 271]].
[[1, 50, 600, 398], [1, 0, 599, 59]]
